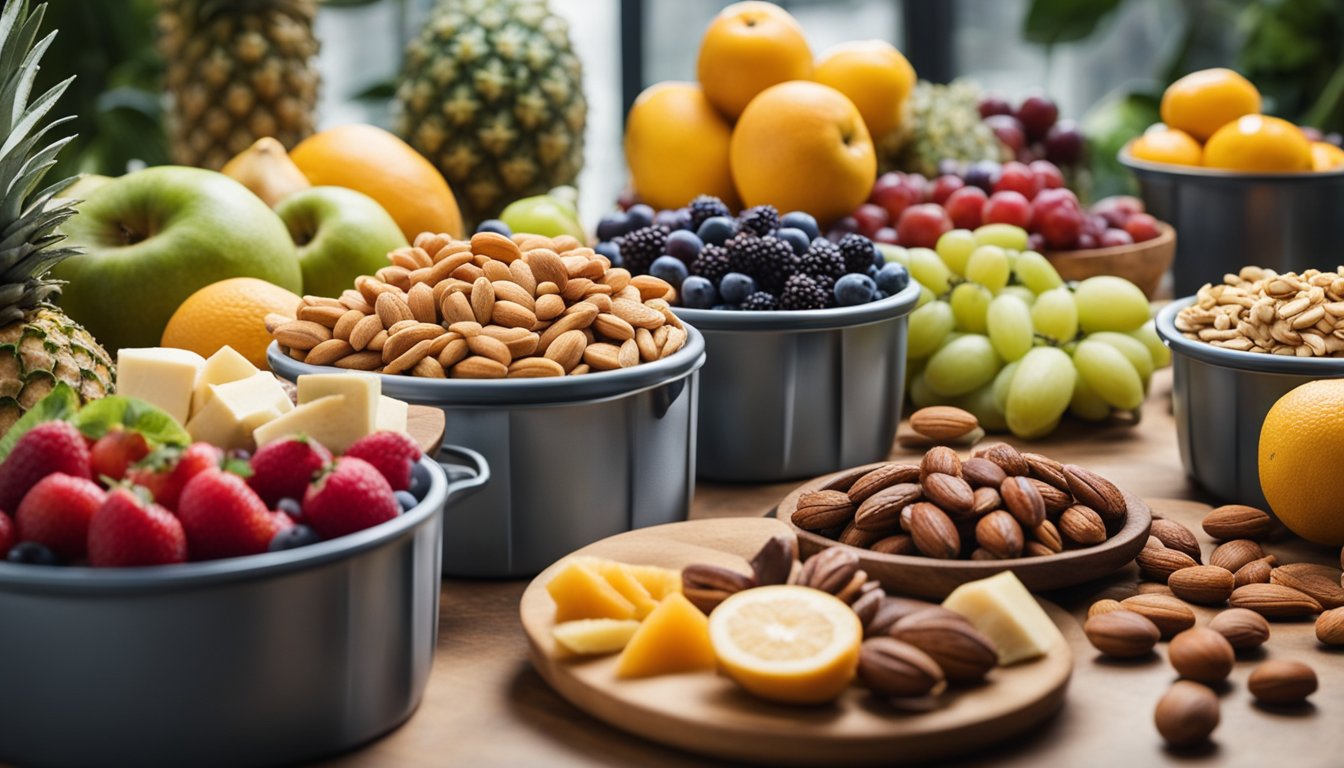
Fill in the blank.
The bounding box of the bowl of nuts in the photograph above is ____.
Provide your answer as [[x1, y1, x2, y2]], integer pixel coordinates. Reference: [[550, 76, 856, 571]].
[[774, 443, 1152, 599]]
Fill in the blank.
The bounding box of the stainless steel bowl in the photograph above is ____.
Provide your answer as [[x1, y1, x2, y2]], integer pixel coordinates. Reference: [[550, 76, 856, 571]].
[[1156, 298, 1344, 507], [674, 283, 921, 482], [0, 451, 488, 768], [1120, 150, 1344, 296]]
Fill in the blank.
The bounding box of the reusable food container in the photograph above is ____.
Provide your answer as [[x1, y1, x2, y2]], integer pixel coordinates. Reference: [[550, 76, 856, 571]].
[[270, 327, 705, 578], [1121, 151, 1344, 296], [0, 452, 488, 768], [675, 283, 921, 483], [1156, 298, 1344, 507]]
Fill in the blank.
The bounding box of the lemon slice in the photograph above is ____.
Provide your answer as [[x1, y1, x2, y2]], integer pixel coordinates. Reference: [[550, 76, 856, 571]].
[[708, 585, 862, 705]]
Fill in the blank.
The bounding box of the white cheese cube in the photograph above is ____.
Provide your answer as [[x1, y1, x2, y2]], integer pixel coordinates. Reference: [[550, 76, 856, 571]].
[[185, 372, 294, 450], [297, 373, 379, 440], [116, 347, 205, 425], [254, 394, 367, 453], [376, 395, 409, 434], [191, 345, 259, 418], [942, 571, 1063, 665]]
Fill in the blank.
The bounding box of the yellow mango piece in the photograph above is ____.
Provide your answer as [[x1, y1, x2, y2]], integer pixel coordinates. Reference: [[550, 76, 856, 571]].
[[616, 592, 716, 679], [546, 561, 636, 622], [623, 563, 683, 599], [552, 619, 642, 656], [594, 561, 659, 619]]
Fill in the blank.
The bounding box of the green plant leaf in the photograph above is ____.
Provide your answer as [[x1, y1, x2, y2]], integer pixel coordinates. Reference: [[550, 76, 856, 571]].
[[1023, 0, 1123, 45], [69, 396, 191, 449], [0, 380, 80, 462]]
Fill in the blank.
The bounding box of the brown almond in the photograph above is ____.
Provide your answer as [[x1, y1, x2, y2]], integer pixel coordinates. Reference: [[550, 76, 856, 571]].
[[1084, 609, 1160, 657], [908, 502, 960, 559], [1032, 519, 1063, 553], [960, 457, 1007, 489], [974, 442, 1028, 476], [1022, 541, 1055, 558], [333, 310, 369, 342], [975, 510, 1023, 559], [891, 616, 997, 682], [534, 293, 566, 321], [583, 342, 623, 371], [466, 334, 511, 367], [970, 486, 1000, 516], [1234, 558, 1274, 587], [847, 463, 921, 504], [1059, 504, 1107, 546], [1087, 599, 1125, 618], [1228, 583, 1322, 618], [491, 300, 537, 329], [1062, 464, 1126, 523], [332, 351, 382, 370], [297, 304, 345, 327], [274, 320, 331, 351], [440, 289, 476, 325], [1209, 539, 1265, 573], [1028, 478, 1073, 514], [611, 298, 664, 330], [470, 230, 522, 262], [383, 338, 433, 375], [437, 338, 469, 369], [1168, 565, 1235, 605], [1136, 546, 1198, 583], [909, 406, 979, 442], [919, 446, 962, 481], [506, 358, 565, 378], [1120, 594, 1196, 638], [1155, 681, 1220, 748], [411, 356, 446, 378], [1168, 627, 1235, 684], [870, 535, 915, 556], [1000, 475, 1046, 528], [375, 291, 414, 329], [922, 473, 974, 518], [593, 312, 635, 342], [1270, 563, 1344, 609], [858, 637, 946, 698], [854, 483, 922, 532], [1248, 659, 1317, 705], [838, 523, 883, 549], [451, 355, 508, 379], [407, 282, 438, 323], [1022, 451, 1069, 490], [525, 248, 568, 289], [1313, 606, 1344, 646], [1207, 608, 1270, 651], [469, 277, 495, 325], [791, 490, 855, 531], [1137, 582, 1175, 596], [1150, 519, 1203, 564], [304, 338, 353, 366], [1202, 504, 1274, 541], [382, 322, 444, 363], [508, 259, 537, 294], [543, 330, 587, 372]]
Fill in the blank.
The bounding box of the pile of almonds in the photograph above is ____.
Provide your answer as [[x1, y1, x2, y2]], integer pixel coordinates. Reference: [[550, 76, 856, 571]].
[[790, 442, 1127, 560], [1176, 266, 1344, 357], [270, 231, 688, 378]]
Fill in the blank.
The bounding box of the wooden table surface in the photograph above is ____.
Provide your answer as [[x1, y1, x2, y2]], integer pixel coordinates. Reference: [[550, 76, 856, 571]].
[[328, 369, 1344, 768]]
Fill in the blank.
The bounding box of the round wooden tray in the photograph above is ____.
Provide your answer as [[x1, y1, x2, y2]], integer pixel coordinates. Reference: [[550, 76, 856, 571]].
[[1045, 222, 1175, 299], [519, 517, 1076, 766], [774, 463, 1152, 600]]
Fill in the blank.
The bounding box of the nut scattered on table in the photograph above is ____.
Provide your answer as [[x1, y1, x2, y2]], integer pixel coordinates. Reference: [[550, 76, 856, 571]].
[[1201, 504, 1275, 541], [1154, 680, 1220, 748], [1167, 627, 1235, 684], [1207, 608, 1270, 652], [1177, 266, 1344, 357], [1083, 609, 1160, 658], [1247, 659, 1318, 705]]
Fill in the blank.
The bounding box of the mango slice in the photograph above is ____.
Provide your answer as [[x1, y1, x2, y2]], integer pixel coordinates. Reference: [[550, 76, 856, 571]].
[[546, 561, 636, 622], [552, 619, 642, 656], [616, 592, 716, 678]]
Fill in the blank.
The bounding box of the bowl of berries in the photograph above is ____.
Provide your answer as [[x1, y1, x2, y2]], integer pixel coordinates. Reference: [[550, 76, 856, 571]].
[[0, 385, 488, 768]]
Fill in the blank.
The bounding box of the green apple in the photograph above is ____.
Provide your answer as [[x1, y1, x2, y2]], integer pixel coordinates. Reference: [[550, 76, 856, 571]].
[[59, 174, 113, 202], [56, 166, 301, 351], [274, 186, 408, 298], [500, 193, 586, 240]]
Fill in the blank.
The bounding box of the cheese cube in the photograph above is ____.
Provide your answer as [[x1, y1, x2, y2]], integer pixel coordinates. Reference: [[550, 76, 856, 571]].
[[186, 372, 295, 450], [942, 571, 1063, 665], [116, 347, 205, 425], [254, 394, 369, 452], [191, 345, 259, 417], [297, 373, 379, 440], [376, 395, 409, 434], [551, 619, 642, 656]]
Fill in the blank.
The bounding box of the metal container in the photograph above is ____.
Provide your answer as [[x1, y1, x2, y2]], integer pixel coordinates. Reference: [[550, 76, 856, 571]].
[[0, 451, 489, 768], [270, 328, 705, 578], [1120, 150, 1344, 297], [1156, 299, 1344, 507], [675, 284, 921, 483]]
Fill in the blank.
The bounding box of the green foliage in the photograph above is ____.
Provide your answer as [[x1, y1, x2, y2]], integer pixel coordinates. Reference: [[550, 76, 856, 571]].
[[1022, 0, 1122, 45]]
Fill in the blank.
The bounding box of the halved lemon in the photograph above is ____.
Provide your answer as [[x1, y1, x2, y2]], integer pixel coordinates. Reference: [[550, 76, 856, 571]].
[[708, 585, 862, 705]]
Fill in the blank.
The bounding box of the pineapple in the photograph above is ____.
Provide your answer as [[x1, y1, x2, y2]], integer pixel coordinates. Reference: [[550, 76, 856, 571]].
[[0, 0, 115, 435], [157, 0, 320, 171], [888, 80, 1008, 177], [395, 0, 586, 229]]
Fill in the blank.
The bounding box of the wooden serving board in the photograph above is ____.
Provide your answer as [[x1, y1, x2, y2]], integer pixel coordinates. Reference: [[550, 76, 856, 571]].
[[407, 405, 445, 455], [519, 517, 1078, 766]]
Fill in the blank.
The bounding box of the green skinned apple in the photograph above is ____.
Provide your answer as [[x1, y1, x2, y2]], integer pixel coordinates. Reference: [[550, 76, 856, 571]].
[[274, 186, 408, 298], [499, 193, 586, 240], [56, 166, 301, 351]]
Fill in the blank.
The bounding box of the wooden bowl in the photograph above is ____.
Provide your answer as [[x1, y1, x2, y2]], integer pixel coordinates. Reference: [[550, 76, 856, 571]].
[[774, 462, 1152, 600], [1045, 222, 1175, 298]]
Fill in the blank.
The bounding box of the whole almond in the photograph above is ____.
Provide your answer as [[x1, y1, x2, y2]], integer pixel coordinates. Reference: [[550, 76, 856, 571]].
[[1062, 464, 1126, 523], [611, 298, 664, 330], [748, 535, 795, 587], [1270, 563, 1344, 609], [865, 596, 939, 637], [975, 510, 1024, 559], [909, 406, 979, 442], [1028, 478, 1073, 514], [467, 334, 511, 367], [838, 523, 884, 549], [1207, 608, 1270, 651], [304, 338, 353, 366], [919, 446, 961, 481], [296, 303, 345, 328], [1121, 594, 1196, 638], [1247, 659, 1317, 705], [1234, 558, 1273, 587], [961, 458, 1007, 489], [908, 502, 960, 559], [1000, 476, 1046, 528], [1168, 627, 1235, 683], [593, 312, 636, 342], [375, 291, 415, 328], [796, 547, 860, 595], [1137, 582, 1175, 596], [506, 358, 565, 378], [491, 300, 537, 329], [1087, 599, 1125, 618], [858, 637, 946, 698], [583, 342, 623, 371], [437, 338, 469, 368], [1155, 680, 1219, 748], [1228, 583, 1322, 618], [970, 486, 1000, 516], [922, 473, 974, 518], [681, 563, 755, 614], [1315, 606, 1344, 645], [543, 329, 587, 372], [1136, 546, 1198, 583], [1084, 609, 1160, 657], [274, 320, 330, 350], [534, 293, 565, 321], [854, 483, 922, 532], [848, 464, 921, 504], [450, 355, 508, 379], [870, 534, 916, 556], [1168, 565, 1235, 605], [1022, 452, 1070, 490], [1150, 519, 1203, 564], [891, 617, 998, 682], [1032, 519, 1063, 553], [1059, 504, 1107, 546], [791, 490, 855, 531], [1202, 504, 1274, 541], [1023, 541, 1055, 558], [976, 443, 1029, 476], [1210, 539, 1265, 573]]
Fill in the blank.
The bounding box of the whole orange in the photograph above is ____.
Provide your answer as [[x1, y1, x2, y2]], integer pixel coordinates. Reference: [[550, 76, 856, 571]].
[[731, 81, 876, 225], [1127, 126, 1203, 166], [161, 278, 302, 370], [812, 40, 915, 138], [1203, 115, 1312, 173], [1161, 68, 1261, 142], [290, 124, 463, 240], [624, 82, 739, 211], [697, 1, 812, 121], [1259, 379, 1344, 545], [1310, 140, 1344, 171]]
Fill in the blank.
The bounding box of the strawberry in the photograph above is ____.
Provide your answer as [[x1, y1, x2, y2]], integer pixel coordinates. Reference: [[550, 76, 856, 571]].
[[247, 437, 332, 507], [127, 442, 223, 511], [303, 457, 399, 539], [0, 512, 14, 557], [0, 421, 92, 512], [87, 487, 188, 567], [177, 468, 282, 560], [89, 427, 150, 484], [15, 473, 107, 561], [343, 432, 422, 491]]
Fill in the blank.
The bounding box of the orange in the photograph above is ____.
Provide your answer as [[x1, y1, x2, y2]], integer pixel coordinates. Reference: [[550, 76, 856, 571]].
[[1127, 125, 1203, 166], [696, 2, 812, 121], [624, 82, 739, 211], [1259, 379, 1344, 545], [1203, 115, 1312, 172], [730, 81, 876, 225], [812, 40, 916, 138], [1161, 68, 1261, 142], [290, 124, 462, 240], [1310, 140, 1344, 171], [161, 278, 302, 370]]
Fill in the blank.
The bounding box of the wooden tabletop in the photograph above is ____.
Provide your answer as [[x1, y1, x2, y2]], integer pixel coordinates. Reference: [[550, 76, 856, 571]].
[[328, 369, 1344, 768]]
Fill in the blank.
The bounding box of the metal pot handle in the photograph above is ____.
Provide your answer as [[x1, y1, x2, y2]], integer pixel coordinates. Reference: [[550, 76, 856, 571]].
[[435, 444, 491, 504]]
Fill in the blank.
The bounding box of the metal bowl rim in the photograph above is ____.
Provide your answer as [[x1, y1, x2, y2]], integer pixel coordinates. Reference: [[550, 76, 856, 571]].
[[1119, 148, 1344, 183], [673, 281, 920, 332], [1157, 297, 1344, 374]]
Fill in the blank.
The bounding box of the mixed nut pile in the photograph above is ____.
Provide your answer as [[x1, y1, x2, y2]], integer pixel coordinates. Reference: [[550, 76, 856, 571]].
[[1177, 266, 1344, 357]]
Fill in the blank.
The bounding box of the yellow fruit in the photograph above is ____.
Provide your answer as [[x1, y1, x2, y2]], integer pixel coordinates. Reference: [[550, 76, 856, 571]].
[[1204, 115, 1312, 173], [593, 560, 659, 619], [1128, 126, 1203, 166], [220, 137, 311, 207], [290, 124, 463, 241], [730, 81, 876, 225], [624, 82, 739, 211], [546, 560, 637, 623], [160, 278, 302, 370], [552, 619, 642, 656], [1310, 141, 1344, 171], [1161, 68, 1261, 142], [812, 40, 916, 138], [696, 1, 812, 121], [707, 585, 862, 705], [1259, 379, 1344, 545], [623, 563, 683, 599], [616, 592, 716, 679]]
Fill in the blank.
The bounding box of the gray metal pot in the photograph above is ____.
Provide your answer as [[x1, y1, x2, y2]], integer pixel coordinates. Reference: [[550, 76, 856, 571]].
[[270, 328, 705, 578], [674, 283, 921, 483], [1156, 299, 1344, 507], [0, 451, 488, 768], [1120, 150, 1344, 297]]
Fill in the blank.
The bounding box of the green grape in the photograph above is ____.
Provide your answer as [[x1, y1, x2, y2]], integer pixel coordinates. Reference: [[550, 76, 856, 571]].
[[1085, 331, 1154, 388], [986, 294, 1033, 362], [965, 245, 1011, 293], [924, 334, 1002, 397], [876, 243, 910, 267], [991, 360, 1020, 414], [935, 229, 977, 276], [1000, 285, 1036, 306], [973, 223, 1029, 251], [955, 384, 1008, 431], [1073, 340, 1145, 410], [908, 247, 952, 295], [1074, 276, 1151, 333], [1013, 250, 1064, 294], [950, 283, 993, 333], [907, 300, 954, 358], [1069, 374, 1111, 422], [1005, 347, 1075, 439], [1030, 287, 1079, 344], [909, 371, 950, 409], [916, 285, 935, 308], [1129, 319, 1171, 368], [938, 331, 966, 350]]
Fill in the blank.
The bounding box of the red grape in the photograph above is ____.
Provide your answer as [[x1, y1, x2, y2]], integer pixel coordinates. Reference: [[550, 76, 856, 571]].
[[1075, 233, 1098, 250], [982, 191, 1031, 229], [963, 161, 1001, 193], [874, 226, 899, 245], [978, 95, 1013, 118], [896, 204, 953, 249], [944, 186, 988, 230], [993, 161, 1042, 200], [1032, 194, 1084, 249], [870, 171, 903, 202], [985, 114, 1026, 153], [1124, 212, 1162, 243], [1031, 187, 1080, 214], [1099, 228, 1134, 247], [1027, 232, 1047, 252], [1091, 195, 1144, 228], [931, 175, 965, 205], [852, 204, 889, 238], [1029, 160, 1065, 190], [1016, 95, 1059, 140], [902, 173, 931, 203], [871, 176, 921, 221], [1084, 214, 1108, 238], [1044, 120, 1084, 165]]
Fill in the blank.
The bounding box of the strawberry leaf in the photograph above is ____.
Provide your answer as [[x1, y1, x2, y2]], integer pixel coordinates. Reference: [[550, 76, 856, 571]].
[[0, 381, 80, 462], [71, 396, 190, 449], [222, 456, 253, 478]]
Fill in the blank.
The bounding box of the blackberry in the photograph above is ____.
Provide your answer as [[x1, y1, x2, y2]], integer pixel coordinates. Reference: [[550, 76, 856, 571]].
[[799, 239, 845, 282], [615, 225, 669, 275], [838, 233, 880, 275], [779, 273, 830, 311], [741, 291, 778, 311], [689, 195, 732, 229], [723, 231, 760, 275], [690, 244, 731, 284], [738, 204, 780, 236], [732, 234, 796, 294]]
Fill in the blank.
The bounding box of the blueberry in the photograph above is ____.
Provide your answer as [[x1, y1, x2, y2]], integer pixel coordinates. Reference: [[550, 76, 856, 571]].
[[278, 497, 303, 521], [654, 207, 692, 231], [696, 216, 737, 246], [595, 240, 622, 267], [775, 227, 810, 256], [395, 490, 418, 512], [409, 461, 432, 497], [7, 541, 57, 565], [873, 247, 887, 270], [718, 272, 757, 305], [476, 219, 512, 236], [625, 204, 655, 230], [835, 273, 877, 307], [595, 212, 630, 241], [867, 265, 879, 278], [875, 262, 910, 295], [269, 525, 322, 552], [665, 230, 703, 262], [650, 255, 689, 286], [780, 211, 820, 240], [680, 276, 717, 309]]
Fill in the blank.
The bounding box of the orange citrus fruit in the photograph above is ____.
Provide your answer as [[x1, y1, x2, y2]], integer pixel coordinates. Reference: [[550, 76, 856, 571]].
[[161, 278, 302, 370], [1128, 125, 1203, 166], [696, 1, 813, 121], [812, 40, 916, 138], [1161, 68, 1261, 142], [1310, 141, 1344, 171], [1203, 115, 1312, 172], [624, 82, 739, 211], [730, 81, 876, 225], [1259, 379, 1344, 544], [290, 124, 463, 240]]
